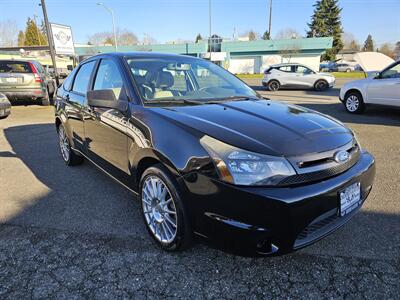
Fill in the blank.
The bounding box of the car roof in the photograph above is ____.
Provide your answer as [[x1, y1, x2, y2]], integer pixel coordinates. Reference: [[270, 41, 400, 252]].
[[271, 63, 302, 68], [83, 52, 203, 62]]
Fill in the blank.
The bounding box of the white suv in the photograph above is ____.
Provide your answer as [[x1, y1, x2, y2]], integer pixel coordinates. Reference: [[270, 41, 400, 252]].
[[340, 60, 400, 114], [262, 63, 335, 91]]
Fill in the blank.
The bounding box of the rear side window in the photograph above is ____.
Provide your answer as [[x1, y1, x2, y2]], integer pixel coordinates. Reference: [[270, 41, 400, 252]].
[[277, 66, 292, 72], [0, 61, 32, 73], [72, 61, 96, 94], [62, 68, 77, 91]]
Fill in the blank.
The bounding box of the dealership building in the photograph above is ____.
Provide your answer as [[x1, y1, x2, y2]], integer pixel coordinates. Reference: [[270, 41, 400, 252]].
[[75, 37, 333, 73]]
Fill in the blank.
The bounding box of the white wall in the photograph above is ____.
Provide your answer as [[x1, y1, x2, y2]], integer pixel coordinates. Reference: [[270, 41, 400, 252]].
[[228, 54, 322, 74]]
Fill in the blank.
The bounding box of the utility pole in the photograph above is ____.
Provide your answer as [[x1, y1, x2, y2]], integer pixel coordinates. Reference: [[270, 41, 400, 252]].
[[208, 0, 212, 61], [40, 0, 59, 86], [268, 0, 273, 37]]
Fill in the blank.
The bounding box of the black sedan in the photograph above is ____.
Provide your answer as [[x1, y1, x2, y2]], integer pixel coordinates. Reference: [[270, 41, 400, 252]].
[[54, 52, 375, 256]]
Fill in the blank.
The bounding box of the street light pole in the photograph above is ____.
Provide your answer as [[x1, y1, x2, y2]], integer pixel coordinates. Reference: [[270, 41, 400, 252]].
[[97, 2, 118, 52], [39, 0, 59, 86], [268, 0, 273, 37]]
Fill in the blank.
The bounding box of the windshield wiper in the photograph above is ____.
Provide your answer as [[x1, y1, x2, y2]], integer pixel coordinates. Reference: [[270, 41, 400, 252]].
[[144, 99, 204, 105]]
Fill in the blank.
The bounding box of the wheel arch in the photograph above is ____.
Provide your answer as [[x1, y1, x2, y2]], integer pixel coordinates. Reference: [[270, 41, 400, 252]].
[[344, 89, 364, 102]]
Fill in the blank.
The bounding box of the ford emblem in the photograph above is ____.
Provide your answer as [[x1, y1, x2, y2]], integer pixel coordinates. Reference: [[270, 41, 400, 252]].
[[334, 150, 350, 163]]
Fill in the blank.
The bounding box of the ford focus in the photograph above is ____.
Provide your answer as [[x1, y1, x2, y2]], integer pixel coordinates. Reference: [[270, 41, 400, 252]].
[[55, 53, 375, 256]]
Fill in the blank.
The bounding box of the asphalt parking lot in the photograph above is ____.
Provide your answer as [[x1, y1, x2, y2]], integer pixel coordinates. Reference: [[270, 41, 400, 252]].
[[0, 82, 399, 298]]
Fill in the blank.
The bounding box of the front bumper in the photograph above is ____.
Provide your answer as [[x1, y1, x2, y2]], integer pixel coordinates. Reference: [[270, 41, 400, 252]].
[[180, 151, 375, 256]]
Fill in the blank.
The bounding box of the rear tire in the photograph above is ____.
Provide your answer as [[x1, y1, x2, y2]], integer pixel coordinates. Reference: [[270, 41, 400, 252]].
[[344, 91, 365, 114], [57, 124, 84, 166], [139, 164, 192, 251], [267, 80, 280, 91], [41, 90, 50, 106]]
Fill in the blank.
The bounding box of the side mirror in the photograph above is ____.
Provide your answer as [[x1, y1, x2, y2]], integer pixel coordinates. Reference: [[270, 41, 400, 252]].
[[374, 72, 381, 79], [87, 89, 128, 111]]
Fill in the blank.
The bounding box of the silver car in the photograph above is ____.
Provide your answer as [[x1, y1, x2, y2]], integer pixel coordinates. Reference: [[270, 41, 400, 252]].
[[0, 60, 55, 105], [262, 63, 335, 91], [0, 92, 11, 119]]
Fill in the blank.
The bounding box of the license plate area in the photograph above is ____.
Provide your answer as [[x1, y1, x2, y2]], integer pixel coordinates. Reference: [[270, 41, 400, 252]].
[[339, 182, 361, 217]]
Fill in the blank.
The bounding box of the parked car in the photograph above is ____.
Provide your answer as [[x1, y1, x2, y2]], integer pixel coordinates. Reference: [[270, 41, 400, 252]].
[[335, 63, 356, 73], [340, 60, 400, 113], [55, 53, 375, 256], [0, 60, 56, 105], [262, 63, 335, 91], [0, 92, 11, 119]]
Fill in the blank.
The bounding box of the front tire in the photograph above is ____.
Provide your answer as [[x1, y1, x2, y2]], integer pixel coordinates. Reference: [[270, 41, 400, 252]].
[[140, 165, 192, 251], [314, 80, 329, 91], [57, 124, 84, 166], [344, 91, 365, 114]]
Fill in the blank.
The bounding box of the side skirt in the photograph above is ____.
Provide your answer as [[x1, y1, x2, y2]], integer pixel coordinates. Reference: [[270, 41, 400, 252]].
[[71, 147, 139, 197]]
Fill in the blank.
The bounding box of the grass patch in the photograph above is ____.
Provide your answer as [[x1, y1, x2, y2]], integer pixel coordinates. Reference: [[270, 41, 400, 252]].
[[236, 74, 264, 79], [236, 72, 366, 80], [331, 72, 366, 79]]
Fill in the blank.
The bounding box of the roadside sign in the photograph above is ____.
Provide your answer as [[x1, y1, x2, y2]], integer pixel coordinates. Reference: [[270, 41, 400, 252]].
[[50, 23, 75, 55]]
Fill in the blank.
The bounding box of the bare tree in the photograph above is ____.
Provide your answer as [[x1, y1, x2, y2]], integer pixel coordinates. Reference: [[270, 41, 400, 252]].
[[342, 32, 360, 51], [378, 43, 395, 59], [278, 41, 301, 63], [275, 28, 300, 39], [142, 33, 157, 45], [87, 28, 138, 46], [0, 20, 19, 46]]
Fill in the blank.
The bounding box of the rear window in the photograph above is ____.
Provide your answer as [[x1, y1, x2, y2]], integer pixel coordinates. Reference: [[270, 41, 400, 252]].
[[0, 61, 32, 73]]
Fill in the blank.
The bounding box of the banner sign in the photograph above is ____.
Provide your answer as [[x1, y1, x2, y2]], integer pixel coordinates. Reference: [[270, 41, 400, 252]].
[[50, 23, 75, 55]]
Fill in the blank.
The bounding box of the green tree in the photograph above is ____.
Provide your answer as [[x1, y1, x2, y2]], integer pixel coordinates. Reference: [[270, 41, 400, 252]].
[[17, 30, 25, 46], [262, 30, 270, 40], [195, 33, 203, 43], [307, 0, 343, 61], [362, 34, 374, 52], [24, 17, 47, 46]]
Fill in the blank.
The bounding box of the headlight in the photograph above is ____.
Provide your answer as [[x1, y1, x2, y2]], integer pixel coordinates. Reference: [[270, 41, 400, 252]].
[[200, 135, 296, 186]]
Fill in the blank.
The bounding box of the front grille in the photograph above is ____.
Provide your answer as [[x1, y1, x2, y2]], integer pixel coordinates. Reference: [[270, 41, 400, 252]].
[[278, 148, 360, 186]]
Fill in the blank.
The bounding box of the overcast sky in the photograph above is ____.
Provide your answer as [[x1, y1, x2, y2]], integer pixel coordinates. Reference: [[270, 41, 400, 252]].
[[1, 0, 399, 46]]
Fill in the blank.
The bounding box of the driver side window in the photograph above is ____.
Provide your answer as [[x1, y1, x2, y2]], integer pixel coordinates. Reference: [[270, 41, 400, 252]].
[[93, 59, 124, 100], [380, 62, 400, 79]]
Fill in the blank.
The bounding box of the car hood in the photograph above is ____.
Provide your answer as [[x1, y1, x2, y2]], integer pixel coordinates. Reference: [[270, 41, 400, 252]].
[[151, 100, 353, 157]]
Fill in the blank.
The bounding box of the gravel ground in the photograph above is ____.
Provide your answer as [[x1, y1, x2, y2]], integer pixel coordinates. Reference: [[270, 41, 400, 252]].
[[0, 89, 399, 299]]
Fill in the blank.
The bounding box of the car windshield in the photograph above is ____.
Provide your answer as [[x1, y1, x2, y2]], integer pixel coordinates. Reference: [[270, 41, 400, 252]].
[[126, 57, 258, 103]]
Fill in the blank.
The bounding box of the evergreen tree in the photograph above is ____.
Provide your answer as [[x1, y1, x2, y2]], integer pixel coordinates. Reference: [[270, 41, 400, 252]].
[[262, 30, 271, 40], [362, 34, 374, 52], [24, 17, 47, 46], [195, 34, 203, 43], [307, 0, 343, 61], [17, 30, 25, 46]]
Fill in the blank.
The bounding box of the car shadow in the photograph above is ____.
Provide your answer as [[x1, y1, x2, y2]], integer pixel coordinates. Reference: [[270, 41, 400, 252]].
[[1, 123, 399, 261], [297, 102, 400, 127]]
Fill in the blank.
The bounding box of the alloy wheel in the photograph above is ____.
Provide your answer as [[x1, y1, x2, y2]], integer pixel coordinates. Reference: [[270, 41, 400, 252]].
[[346, 95, 359, 112], [142, 175, 178, 244], [58, 126, 70, 162]]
